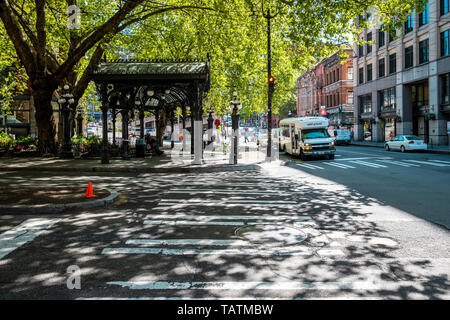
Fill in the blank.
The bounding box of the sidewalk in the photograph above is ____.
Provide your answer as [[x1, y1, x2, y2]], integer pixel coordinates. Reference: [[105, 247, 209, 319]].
[[350, 141, 450, 154], [0, 143, 267, 173]]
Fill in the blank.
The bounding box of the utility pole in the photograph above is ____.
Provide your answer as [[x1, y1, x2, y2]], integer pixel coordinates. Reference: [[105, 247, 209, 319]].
[[263, 8, 277, 160]]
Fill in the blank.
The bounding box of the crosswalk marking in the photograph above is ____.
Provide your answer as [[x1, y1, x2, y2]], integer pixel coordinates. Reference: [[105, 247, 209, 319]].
[[160, 199, 297, 204], [77, 296, 384, 300], [105, 280, 378, 291], [429, 160, 450, 165], [350, 160, 387, 168], [295, 163, 324, 170], [102, 247, 313, 256], [167, 189, 281, 195], [145, 214, 312, 221], [375, 159, 418, 167], [125, 239, 250, 246], [322, 162, 355, 169], [144, 220, 245, 226], [405, 160, 450, 167]]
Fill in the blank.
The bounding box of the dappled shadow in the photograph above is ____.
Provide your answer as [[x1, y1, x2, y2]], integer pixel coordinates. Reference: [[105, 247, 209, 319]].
[[0, 167, 448, 299]]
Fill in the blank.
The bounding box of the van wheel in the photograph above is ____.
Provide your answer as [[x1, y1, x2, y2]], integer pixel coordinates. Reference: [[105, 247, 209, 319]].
[[329, 154, 335, 160]]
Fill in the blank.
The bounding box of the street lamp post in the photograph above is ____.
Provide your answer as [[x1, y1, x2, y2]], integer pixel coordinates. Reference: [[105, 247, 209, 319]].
[[76, 111, 83, 136], [229, 92, 241, 165], [59, 85, 75, 159]]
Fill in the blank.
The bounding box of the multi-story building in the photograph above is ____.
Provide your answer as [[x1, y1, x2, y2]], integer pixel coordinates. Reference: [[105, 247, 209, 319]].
[[323, 49, 354, 129], [353, 0, 450, 145], [296, 49, 354, 129]]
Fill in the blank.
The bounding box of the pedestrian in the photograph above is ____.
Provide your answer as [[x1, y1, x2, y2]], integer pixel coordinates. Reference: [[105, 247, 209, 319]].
[[244, 127, 249, 143]]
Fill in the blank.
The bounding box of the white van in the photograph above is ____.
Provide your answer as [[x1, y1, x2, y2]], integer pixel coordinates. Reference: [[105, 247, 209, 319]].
[[333, 129, 351, 145], [279, 117, 336, 160]]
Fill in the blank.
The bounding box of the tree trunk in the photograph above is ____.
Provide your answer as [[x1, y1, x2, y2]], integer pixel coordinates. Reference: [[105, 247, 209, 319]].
[[33, 90, 57, 155]]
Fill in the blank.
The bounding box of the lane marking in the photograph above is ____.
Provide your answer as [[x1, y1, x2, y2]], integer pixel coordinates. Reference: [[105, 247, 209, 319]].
[[429, 160, 450, 165], [295, 163, 324, 170], [102, 247, 312, 256], [145, 214, 312, 221], [160, 199, 297, 204], [350, 160, 386, 168], [0, 218, 61, 260], [322, 162, 355, 169], [336, 157, 392, 161], [125, 239, 250, 246], [105, 280, 378, 291], [405, 160, 449, 167], [375, 159, 418, 167]]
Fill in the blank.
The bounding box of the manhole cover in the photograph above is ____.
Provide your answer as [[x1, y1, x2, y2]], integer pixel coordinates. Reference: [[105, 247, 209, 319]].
[[235, 225, 308, 247]]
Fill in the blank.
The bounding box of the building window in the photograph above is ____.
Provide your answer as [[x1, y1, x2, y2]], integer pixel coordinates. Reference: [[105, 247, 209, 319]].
[[367, 32, 372, 54], [404, 12, 414, 34], [367, 64, 373, 82], [359, 95, 372, 114], [405, 46, 414, 69], [359, 43, 364, 57], [389, 53, 397, 74], [379, 58, 385, 78], [419, 2, 429, 26], [442, 73, 450, 105], [359, 67, 364, 84], [441, 0, 450, 15], [379, 87, 396, 112], [347, 67, 353, 80], [348, 92, 354, 104], [419, 39, 429, 64], [412, 82, 429, 108], [441, 29, 450, 57], [378, 28, 385, 47], [337, 69, 340, 81]]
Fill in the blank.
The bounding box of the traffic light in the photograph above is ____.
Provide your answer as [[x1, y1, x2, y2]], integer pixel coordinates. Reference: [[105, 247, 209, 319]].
[[268, 75, 275, 94]]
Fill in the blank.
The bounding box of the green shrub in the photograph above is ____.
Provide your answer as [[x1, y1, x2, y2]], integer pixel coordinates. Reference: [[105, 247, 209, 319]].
[[0, 132, 13, 150]]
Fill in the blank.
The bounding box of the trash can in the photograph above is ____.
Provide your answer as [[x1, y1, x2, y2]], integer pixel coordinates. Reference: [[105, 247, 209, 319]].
[[136, 138, 146, 158]]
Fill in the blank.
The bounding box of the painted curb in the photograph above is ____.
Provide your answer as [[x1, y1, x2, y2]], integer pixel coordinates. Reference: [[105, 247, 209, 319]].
[[0, 188, 119, 215]]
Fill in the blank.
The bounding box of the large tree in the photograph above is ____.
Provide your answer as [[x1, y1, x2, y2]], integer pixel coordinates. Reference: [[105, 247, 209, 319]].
[[0, 0, 427, 154]]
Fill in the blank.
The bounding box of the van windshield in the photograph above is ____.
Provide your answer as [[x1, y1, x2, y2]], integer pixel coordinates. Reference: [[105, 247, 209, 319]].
[[301, 129, 330, 140]]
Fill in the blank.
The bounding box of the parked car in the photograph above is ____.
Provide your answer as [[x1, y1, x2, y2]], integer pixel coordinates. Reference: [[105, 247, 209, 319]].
[[333, 129, 351, 145], [384, 135, 427, 152]]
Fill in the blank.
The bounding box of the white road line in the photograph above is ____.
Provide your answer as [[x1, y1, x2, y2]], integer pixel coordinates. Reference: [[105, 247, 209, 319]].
[[160, 199, 297, 204], [167, 189, 281, 195], [102, 247, 312, 256], [145, 214, 312, 221], [0, 218, 61, 260], [405, 160, 449, 167], [295, 163, 324, 170], [144, 221, 245, 226], [350, 160, 386, 168], [77, 297, 384, 300], [322, 162, 355, 169], [376, 159, 418, 167], [125, 239, 250, 246], [105, 280, 378, 291], [429, 160, 450, 165], [316, 249, 345, 256], [336, 157, 391, 161], [156, 203, 299, 208]]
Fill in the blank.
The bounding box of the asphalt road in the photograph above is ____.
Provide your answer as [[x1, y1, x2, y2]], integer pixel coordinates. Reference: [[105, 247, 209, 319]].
[[0, 146, 449, 300]]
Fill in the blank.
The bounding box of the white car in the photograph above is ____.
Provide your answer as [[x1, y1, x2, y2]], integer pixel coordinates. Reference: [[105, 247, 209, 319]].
[[384, 135, 427, 152]]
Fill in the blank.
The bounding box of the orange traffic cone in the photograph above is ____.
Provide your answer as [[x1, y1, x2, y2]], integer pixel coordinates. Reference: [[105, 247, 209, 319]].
[[84, 182, 96, 198]]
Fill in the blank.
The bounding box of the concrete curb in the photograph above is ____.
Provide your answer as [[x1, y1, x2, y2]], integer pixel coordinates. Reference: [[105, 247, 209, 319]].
[[0, 188, 119, 215], [0, 164, 261, 174], [350, 143, 450, 155]]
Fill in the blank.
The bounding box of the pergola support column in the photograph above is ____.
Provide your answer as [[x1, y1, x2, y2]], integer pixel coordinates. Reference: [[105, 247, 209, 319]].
[[121, 108, 130, 160], [101, 103, 110, 164]]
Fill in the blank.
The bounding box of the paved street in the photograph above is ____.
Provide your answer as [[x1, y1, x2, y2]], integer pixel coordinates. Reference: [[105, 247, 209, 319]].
[[0, 146, 449, 299]]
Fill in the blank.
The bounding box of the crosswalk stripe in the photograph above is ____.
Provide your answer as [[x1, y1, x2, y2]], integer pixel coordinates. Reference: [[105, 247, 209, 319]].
[[167, 189, 281, 195], [0, 218, 61, 260], [102, 247, 313, 256], [405, 160, 449, 167], [144, 220, 245, 226], [105, 280, 378, 291], [429, 160, 450, 165], [125, 239, 250, 246], [295, 163, 324, 170], [322, 162, 355, 169], [155, 202, 298, 208], [77, 296, 384, 300], [160, 199, 297, 204], [145, 214, 312, 221], [336, 157, 391, 161], [375, 159, 418, 167], [350, 160, 386, 168]]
